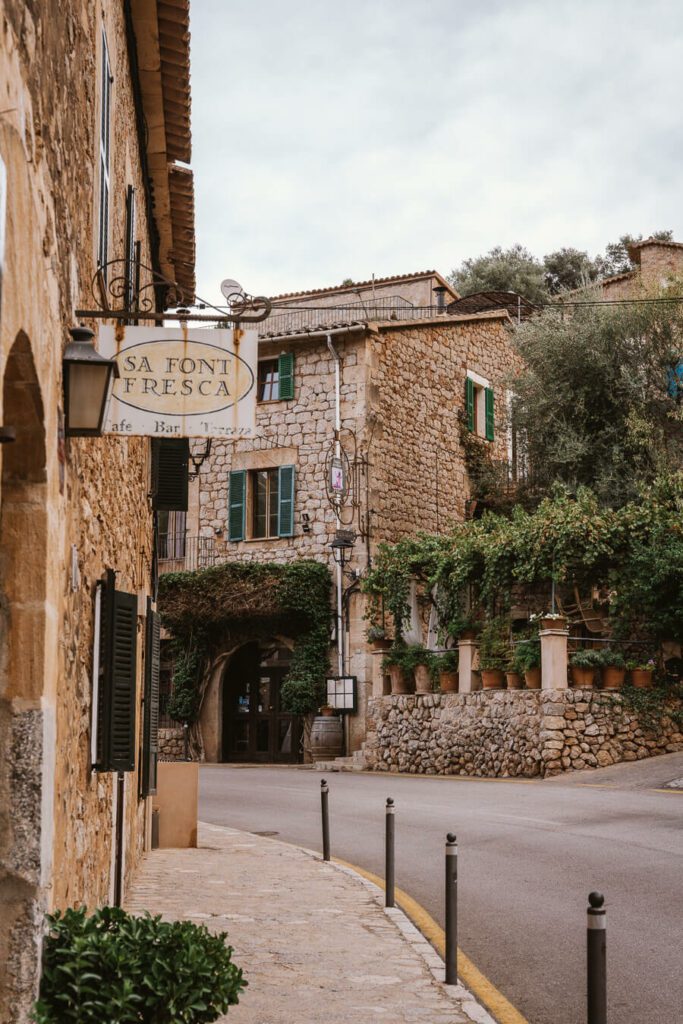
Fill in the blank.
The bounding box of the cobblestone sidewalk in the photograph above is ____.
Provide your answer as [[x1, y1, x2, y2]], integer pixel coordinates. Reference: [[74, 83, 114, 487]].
[[125, 823, 495, 1024]]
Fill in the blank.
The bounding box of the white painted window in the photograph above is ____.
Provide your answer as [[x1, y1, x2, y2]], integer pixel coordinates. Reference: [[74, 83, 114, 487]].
[[98, 28, 112, 280]]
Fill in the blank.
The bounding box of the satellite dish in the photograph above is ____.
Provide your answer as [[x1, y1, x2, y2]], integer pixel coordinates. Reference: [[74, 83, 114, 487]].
[[220, 278, 244, 301]]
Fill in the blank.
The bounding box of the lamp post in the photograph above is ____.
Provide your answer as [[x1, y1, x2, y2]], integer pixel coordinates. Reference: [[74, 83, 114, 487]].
[[330, 529, 355, 677], [63, 325, 119, 437]]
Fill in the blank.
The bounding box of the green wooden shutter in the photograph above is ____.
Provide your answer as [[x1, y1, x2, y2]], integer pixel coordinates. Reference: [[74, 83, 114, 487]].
[[278, 465, 295, 537], [228, 469, 247, 541], [485, 387, 495, 441], [97, 572, 137, 773], [465, 377, 475, 432], [142, 603, 160, 797], [151, 438, 189, 511], [278, 352, 295, 400]]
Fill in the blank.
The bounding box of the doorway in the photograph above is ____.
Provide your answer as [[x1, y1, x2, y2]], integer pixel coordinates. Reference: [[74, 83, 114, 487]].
[[222, 641, 301, 763]]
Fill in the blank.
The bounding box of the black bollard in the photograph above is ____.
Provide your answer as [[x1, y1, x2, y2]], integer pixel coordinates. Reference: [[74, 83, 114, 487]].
[[321, 779, 330, 861], [445, 832, 458, 985], [587, 892, 607, 1024], [183, 721, 190, 761], [385, 798, 395, 908]]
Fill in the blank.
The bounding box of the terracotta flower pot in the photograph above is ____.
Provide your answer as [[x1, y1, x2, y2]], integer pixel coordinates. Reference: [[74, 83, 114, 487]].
[[320, 706, 335, 717], [524, 667, 541, 689], [371, 637, 390, 652], [414, 664, 432, 694], [601, 666, 626, 690], [570, 666, 595, 688], [439, 670, 459, 693], [630, 668, 653, 689], [540, 616, 567, 631], [505, 671, 523, 690], [481, 668, 505, 689], [389, 664, 412, 695]]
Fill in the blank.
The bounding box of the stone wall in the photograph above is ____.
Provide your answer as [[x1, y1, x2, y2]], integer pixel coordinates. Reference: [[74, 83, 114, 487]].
[[365, 690, 683, 778], [158, 727, 187, 759]]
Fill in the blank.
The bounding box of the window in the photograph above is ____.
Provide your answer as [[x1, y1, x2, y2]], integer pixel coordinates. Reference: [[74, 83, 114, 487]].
[[465, 374, 494, 440], [228, 466, 295, 541], [98, 28, 113, 278], [257, 353, 295, 401]]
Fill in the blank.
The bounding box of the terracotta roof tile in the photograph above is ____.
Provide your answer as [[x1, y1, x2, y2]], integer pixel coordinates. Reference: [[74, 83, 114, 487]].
[[270, 270, 455, 302]]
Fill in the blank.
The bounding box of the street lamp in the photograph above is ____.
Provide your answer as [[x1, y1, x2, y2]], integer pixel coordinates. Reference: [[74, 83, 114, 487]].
[[330, 528, 355, 569], [63, 325, 119, 437]]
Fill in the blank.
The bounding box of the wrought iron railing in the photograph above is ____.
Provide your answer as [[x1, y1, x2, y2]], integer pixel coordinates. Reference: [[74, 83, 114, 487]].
[[258, 299, 448, 338], [157, 534, 216, 573]]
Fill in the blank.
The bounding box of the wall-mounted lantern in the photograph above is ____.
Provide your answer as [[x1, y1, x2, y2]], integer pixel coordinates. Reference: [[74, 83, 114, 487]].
[[63, 325, 119, 437], [330, 528, 355, 569]]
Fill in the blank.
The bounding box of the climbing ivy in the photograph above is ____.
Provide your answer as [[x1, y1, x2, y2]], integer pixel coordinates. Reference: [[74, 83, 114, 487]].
[[159, 560, 332, 720]]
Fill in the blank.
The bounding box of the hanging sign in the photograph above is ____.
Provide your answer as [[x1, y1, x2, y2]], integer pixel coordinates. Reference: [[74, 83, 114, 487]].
[[98, 325, 257, 438]]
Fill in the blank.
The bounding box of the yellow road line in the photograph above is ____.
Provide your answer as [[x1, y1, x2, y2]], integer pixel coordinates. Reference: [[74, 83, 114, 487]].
[[334, 856, 530, 1024]]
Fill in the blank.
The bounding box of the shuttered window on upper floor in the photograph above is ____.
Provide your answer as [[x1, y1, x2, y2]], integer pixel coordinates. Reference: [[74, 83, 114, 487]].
[[228, 465, 296, 541], [257, 353, 295, 401], [141, 601, 160, 797], [151, 438, 189, 511]]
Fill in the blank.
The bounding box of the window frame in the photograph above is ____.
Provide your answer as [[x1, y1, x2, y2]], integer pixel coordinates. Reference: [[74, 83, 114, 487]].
[[257, 358, 280, 402], [250, 467, 281, 539]]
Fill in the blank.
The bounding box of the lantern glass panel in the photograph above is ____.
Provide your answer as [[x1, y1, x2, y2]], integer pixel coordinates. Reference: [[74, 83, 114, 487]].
[[68, 362, 111, 432]]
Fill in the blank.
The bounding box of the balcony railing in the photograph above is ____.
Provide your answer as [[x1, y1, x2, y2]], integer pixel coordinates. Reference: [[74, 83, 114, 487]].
[[258, 299, 448, 339], [157, 534, 216, 573]]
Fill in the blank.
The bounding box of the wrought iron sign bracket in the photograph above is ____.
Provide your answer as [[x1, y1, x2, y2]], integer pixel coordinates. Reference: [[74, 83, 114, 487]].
[[75, 258, 272, 325]]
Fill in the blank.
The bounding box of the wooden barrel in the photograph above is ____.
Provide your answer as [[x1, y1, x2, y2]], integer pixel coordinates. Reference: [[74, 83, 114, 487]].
[[310, 715, 344, 761]]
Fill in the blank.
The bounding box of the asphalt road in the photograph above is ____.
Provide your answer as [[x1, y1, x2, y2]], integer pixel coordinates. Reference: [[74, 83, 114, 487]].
[[199, 754, 683, 1024]]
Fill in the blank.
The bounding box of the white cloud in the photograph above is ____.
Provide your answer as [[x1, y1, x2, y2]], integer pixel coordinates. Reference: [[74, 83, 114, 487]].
[[189, 0, 683, 300]]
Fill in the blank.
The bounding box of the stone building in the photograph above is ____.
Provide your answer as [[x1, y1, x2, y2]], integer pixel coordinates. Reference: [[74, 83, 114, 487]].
[[0, 2, 195, 1019], [162, 292, 521, 763]]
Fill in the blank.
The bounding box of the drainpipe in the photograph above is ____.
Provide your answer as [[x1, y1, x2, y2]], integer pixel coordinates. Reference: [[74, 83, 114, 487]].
[[327, 335, 344, 679]]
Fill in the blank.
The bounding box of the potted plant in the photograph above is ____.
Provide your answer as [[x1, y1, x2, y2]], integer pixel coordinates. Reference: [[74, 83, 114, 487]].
[[399, 644, 434, 694], [382, 646, 414, 695], [478, 616, 510, 689], [504, 645, 523, 690], [596, 648, 626, 689], [366, 624, 391, 652], [436, 649, 459, 692], [318, 703, 336, 717], [627, 657, 656, 689], [513, 634, 541, 689], [532, 611, 568, 632], [569, 648, 601, 688]]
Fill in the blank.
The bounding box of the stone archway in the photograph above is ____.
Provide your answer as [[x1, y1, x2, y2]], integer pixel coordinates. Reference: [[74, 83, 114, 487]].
[[0, 332, 49, 1021]]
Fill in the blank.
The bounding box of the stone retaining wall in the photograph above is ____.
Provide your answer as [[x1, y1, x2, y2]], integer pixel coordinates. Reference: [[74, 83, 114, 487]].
[[364, 690, 683, 777], [159, 727, 186, 759]]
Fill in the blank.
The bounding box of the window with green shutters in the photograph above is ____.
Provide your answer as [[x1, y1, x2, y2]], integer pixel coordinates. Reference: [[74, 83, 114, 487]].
[[96, 570, 138, 773], [278, 352, 295, 400], [485, 387, 495, 440], [465, 377, 475, 432], [278, 465, 295, 536], [228, 466, 296, 540], [141, 601, 160, 797], [228, 469, 247, 541]]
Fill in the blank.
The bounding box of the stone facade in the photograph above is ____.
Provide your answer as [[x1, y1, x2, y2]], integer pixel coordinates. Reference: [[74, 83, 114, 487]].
[[0, 3, 195, 1019], [179, 309, 520, 760], [364, 690, 683, 777]]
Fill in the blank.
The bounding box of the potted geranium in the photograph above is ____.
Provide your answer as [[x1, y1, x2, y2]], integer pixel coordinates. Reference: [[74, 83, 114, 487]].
[[569, 648, 601, 688], [402, 644, 435, 694], [436, 649, 459, 692], [627, 657, 656, 689], [596, 648, 626, 689], [478, 616, 510, 689], [513, 633, 541, 689]]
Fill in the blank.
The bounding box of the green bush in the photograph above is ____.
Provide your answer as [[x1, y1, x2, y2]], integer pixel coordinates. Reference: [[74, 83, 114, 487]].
[[435, 649, 459, 673], [513, 635, 541, 673], [33, 906, 246, 1024], [478, 616, 511, 671], [594, 648, 626, 669], [569, 649, 602, 668], [382, 643, 434, 674]]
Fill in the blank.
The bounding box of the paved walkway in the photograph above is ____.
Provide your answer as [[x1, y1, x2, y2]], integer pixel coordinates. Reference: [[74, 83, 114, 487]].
[[126, 823, 495, 1024]]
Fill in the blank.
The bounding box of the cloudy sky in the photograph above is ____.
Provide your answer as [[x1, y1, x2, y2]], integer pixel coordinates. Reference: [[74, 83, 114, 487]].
[[189, 0, 683, 302]]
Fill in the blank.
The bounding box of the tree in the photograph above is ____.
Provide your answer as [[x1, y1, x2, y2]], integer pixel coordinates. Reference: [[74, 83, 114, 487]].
[[543, 247, 598, 294], [449, 244, 547, 304], [510, 297, 683, 507]]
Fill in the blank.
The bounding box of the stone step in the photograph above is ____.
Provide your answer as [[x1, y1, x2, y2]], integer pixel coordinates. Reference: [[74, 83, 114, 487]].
[[312, 756, 365, 772]]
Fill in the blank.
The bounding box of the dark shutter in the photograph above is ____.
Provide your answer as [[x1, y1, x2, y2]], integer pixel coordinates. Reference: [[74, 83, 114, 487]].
[[278, 465, 295, 537], [465, 377, 475, 432], [485, 387, 495, 441], [151, 438, 189, 511], [97, 572, 137, 772], [142, 603, 160, 797], [228, 470, 246, 541], [278, 352, 295, 400]]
